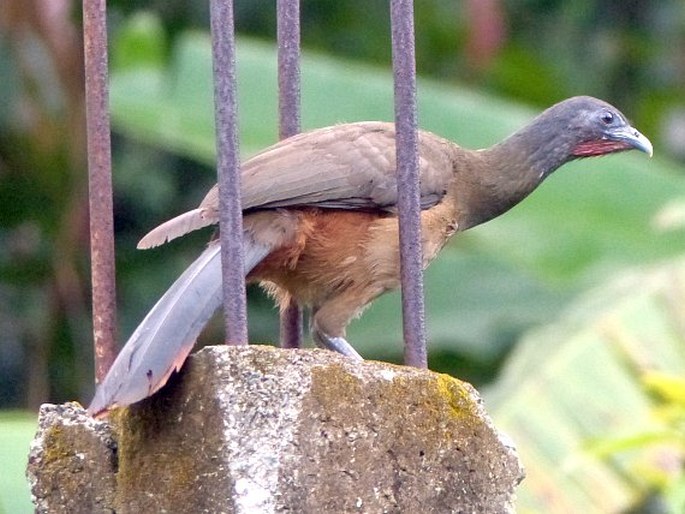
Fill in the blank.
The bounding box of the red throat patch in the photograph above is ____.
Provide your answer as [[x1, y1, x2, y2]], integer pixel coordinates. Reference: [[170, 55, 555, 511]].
[[572, 139, 632, 157]]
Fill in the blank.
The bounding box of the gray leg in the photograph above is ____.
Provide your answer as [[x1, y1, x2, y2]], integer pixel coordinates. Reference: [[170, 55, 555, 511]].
[[311, 321, 363, 361]]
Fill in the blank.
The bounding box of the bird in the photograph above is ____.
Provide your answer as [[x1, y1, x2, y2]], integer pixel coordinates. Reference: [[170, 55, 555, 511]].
[[88, 96, 652, 416]]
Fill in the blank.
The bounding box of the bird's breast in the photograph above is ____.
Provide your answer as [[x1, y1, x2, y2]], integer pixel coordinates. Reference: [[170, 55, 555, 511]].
[[246, 201, 461, 309], [247, 208, 389, 307]]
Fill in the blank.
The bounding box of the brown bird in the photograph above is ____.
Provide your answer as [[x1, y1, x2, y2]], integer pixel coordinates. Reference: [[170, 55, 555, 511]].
[[88, 96, 652, 416]]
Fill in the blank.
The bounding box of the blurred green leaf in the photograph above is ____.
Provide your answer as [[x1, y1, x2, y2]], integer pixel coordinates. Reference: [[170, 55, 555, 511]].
[[488, 258, 685, 513], [0, 411, 36, 514], [487, 44, 568, 104], [583, 371, 685, 512], [111, 11, 167, 72], [586, 430, 683, 458]]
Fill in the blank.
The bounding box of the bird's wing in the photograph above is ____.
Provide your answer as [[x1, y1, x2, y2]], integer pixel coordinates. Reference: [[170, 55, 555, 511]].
[[139, 122, 457, 248]]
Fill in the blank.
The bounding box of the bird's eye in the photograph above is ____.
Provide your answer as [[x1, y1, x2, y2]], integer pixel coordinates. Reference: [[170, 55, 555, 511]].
[[600, 110, 614, 125]]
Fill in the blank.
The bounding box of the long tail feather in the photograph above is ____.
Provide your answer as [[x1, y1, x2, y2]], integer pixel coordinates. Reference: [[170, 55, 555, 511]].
[[88, 238, 271, 416]]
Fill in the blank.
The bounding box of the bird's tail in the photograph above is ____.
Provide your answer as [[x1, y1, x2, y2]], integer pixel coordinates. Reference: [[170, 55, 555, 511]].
[[87, 237, 271, 417]]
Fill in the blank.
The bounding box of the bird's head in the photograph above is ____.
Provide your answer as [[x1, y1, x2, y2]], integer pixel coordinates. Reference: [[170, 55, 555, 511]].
[[501, 95, 653, 180], [561, 96, 653, 158], [474, 96, 653, 228], [535, 96, 653, 161]]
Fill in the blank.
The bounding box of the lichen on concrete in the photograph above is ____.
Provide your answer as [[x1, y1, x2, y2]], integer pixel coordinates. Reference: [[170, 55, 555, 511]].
[[290, 355, 523, 513]]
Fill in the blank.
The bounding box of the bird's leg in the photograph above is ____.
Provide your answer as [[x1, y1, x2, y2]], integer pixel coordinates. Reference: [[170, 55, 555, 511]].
[[310, 305, 363, 361]]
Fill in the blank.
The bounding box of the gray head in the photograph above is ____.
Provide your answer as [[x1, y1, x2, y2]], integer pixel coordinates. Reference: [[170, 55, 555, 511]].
[[472, 96, 652, 228], [513, 96, 653, 177]]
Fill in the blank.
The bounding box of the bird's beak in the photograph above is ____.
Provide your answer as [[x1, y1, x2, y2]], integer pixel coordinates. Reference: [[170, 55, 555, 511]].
[[608, 125, 654, 157]]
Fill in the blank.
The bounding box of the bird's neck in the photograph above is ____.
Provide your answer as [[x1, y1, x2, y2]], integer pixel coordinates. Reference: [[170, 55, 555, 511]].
[[465, 122, 575, 228]]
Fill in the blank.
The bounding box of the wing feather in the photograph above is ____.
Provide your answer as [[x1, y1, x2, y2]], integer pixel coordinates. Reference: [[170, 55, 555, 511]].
[[139, 122, 457, 247]]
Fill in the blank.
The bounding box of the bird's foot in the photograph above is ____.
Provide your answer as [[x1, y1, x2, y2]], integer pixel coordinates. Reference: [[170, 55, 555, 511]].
[[312, 331, 363, 361]]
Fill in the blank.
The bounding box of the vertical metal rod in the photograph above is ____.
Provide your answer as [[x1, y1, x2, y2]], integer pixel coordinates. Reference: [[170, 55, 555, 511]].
[[210, 0, 248, 345], [390, 0, 427, 368], [83, 0, 118, 382], [276, 0, 303, 349]]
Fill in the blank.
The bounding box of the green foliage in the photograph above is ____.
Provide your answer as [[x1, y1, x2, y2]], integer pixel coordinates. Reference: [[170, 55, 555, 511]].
[[488, 259, 685, 513], [111, 12, 168, 72], [586, 371, 685, 513], [0, 411, 36, 514]]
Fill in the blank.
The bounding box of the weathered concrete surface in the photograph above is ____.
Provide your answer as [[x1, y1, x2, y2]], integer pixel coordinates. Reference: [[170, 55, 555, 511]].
[[28, 346, 524, 513], [26, 402, 117, 513]]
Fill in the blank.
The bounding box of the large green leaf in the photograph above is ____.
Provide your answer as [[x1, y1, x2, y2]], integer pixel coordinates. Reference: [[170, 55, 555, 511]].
[[109, 27, 685, 361], [488, 258, 685, 513]]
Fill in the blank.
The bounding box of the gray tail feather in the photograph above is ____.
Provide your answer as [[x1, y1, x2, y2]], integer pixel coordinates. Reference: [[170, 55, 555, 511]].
[[88, 237, 271, 416]]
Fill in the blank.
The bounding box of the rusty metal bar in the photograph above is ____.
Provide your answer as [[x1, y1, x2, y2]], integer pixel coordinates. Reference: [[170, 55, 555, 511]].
[[390, 0, 427, 368], [276, 0, 303, 349], [210, 0, 248, 345], [83, 0, 118, 382], [277, 0, 301, 139]]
